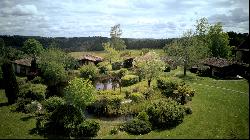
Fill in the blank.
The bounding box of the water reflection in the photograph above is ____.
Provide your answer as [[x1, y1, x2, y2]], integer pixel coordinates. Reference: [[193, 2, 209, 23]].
[[95, 78, 119, 90]]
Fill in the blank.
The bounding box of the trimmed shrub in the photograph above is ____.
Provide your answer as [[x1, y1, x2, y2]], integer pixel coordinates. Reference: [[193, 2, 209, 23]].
[[129, 93, 144, 103], [146, 98, 185, 129], [121, 75, 139, 87], [86, 95, 123, 117], [44, 104, 85, 136], [123, 119, 151, 135], [43, 96, 65, 112], [74, 120, 100, 138], [19, 83, 47, 101], [79, 64, 99, 81]]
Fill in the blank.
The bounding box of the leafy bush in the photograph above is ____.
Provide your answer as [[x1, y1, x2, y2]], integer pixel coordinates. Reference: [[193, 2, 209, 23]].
[[146, 98, 185, 129], [129, 93, 144, 103], [123, 119, 151, 135], [79, 64, 99, 81], [74, 120, 100, 138], [86, 95, 123, 117], [143, 88, 154, 100], [44, 104, 85, 136], [25, 100, 43, 114], [110, 127, 118, 135], [157, 77, 181, 97], [175, 84, 195, 104], [16, 76, 27, 86], [112, 61, 123, 70], [64, 78, 95, 112], [19, 83, 47, 101], [137, 111, 149, 121], [121, 74, 139, 87], [15, 97, 32, 112], [96, 90, 120, 95], [97, 61, 112, 74], [40, 61, 68, 86], [43, 96, 65, 112], [124, 90, 131, 99], [30, 76, 44, 84]]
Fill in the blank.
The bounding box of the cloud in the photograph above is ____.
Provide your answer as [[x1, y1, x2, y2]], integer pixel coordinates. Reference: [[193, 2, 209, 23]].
[[0, 0, 249, 38], [0, 4, 38, 17]]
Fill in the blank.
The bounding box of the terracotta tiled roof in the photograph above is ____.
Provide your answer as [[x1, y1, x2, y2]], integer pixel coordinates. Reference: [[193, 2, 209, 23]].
[[75, 54, 103, 62], [12, 58, 32, 67], [201, 57, 233, 68]]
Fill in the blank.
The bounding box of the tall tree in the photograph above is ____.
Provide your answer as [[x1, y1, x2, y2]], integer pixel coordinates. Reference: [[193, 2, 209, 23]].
[[103, 42, 119, 64], [110, 24, 127, 51], [22, 38, 44, 59], [1, 62, 19, 104], [207, 23, 231, 58]]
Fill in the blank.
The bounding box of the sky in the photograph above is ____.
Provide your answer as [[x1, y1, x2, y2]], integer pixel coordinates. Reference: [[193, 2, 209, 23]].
[[0, 0, 249, 39]]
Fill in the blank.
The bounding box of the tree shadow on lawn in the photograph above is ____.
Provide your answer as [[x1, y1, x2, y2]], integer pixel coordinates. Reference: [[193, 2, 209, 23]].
[[29, 128, 70, 139]]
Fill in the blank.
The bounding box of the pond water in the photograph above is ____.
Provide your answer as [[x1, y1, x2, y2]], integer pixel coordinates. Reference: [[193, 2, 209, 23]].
[[94, 78, 120, 90]]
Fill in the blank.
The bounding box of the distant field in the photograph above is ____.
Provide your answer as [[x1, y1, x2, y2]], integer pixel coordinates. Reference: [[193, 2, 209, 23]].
[[69, 49, 165, 58], [0, 67, 248, 139]]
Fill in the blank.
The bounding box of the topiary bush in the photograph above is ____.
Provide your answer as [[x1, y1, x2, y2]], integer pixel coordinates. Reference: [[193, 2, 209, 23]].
[[74, 120, 100, 138], [19, 83, 47, 101], [79, 64, 99, 81], [121, 74, 139, 87], [146, 98, 185, 129], [43, 96, 65, 112], [123, 119, 152, 135]]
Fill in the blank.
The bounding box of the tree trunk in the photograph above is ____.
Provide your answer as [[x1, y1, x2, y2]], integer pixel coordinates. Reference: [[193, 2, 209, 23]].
[[184, 60, 187, 76], [148, 79, 151, 87]]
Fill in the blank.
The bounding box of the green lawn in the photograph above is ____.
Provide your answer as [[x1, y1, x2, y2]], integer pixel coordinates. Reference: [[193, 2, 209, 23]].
[[0, 90, 43, 139], [0, 68, 249, 139]]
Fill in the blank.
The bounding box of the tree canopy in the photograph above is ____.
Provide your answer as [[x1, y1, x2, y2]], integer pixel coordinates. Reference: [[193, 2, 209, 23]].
[[22, 38, 44, 58]]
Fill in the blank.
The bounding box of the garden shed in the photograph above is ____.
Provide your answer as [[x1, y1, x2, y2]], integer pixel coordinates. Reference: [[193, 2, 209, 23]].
[[201, 57, 238, 78], [11, 58, 32, 75], [75, 54, 103, 66]]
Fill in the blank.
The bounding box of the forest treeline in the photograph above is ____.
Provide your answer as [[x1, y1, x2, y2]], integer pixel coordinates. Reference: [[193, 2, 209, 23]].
[[0, 31, 248, 52]]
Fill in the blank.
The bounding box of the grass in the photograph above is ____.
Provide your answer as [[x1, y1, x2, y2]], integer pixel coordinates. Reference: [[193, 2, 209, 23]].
[[0, 67, 249, 139], [0, 90, 43, 139]]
